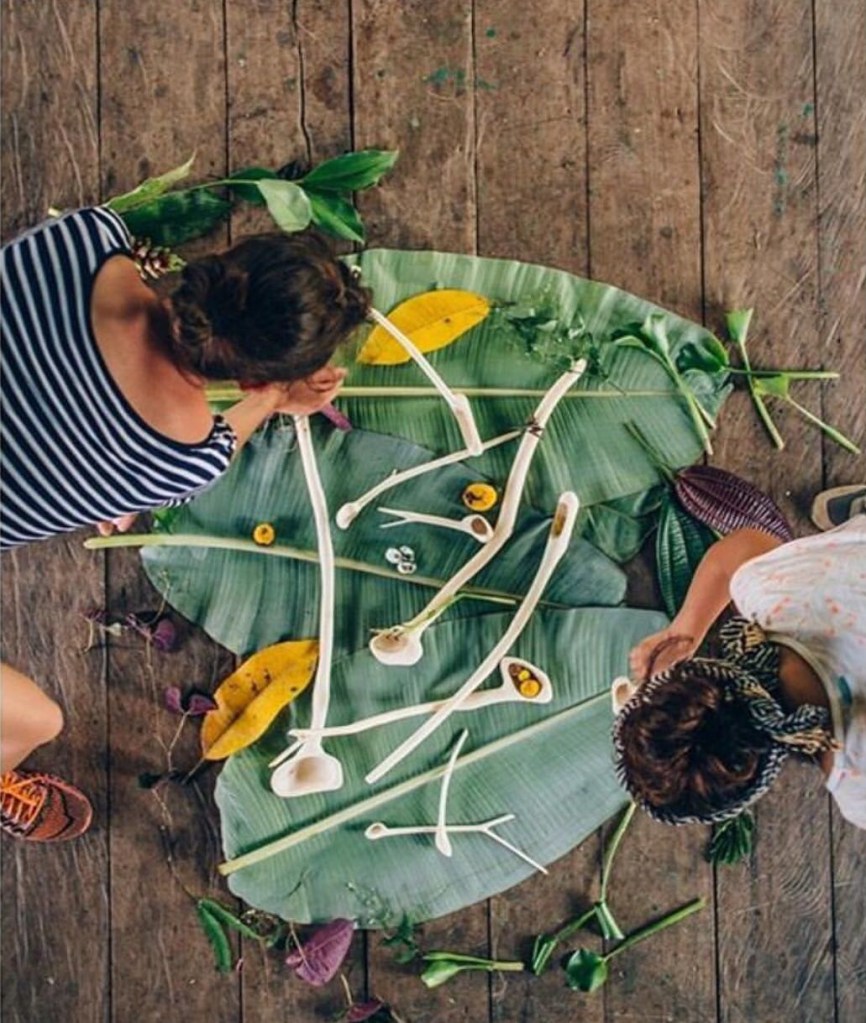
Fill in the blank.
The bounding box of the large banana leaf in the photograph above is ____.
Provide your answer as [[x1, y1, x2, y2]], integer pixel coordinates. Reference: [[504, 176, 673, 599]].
[[216, 605, 667, 925], [339, 249, 731, 513], [142, 423, 626, 657]]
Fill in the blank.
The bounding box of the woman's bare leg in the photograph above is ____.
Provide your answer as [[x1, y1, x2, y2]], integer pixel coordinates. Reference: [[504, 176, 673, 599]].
[[0, 662, 64, 773]]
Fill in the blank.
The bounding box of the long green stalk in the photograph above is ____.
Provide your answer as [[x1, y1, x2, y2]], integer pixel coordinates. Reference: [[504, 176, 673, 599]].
[[84, 532, 564, 608], [205, 384, 678, 403], [605, 897, 705, 960]]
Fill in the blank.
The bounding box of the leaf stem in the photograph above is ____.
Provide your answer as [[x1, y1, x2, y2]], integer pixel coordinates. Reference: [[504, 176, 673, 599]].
[[779, 396, 861, 455], [605, 897, 705, 961], [599, 802, 636, 904]]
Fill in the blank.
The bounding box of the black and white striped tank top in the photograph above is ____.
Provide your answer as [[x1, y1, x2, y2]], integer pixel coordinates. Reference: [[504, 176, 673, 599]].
[[0, 207, 236, 550]]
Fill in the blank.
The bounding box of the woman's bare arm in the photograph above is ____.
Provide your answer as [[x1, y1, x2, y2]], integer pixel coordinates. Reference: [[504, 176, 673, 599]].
[[629, 527, 783, 680]]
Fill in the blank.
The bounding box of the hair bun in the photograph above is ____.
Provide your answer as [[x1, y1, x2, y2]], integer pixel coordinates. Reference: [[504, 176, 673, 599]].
[[203, 260, 249, 338]]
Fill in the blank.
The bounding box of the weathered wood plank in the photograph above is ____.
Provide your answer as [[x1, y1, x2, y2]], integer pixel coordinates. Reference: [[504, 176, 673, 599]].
[[97, 3, 240, 1020], [0, 4, 108, 1022], [352, 0, 478, 252], [352, 3, 489, 1019], [473, 8, 602, 1021], [224, 2, 366, 1018], [814, 4, 866, 1022], [586, 3, 715, 1021], [699, 3, 835, 1021], [474, 3, 589, 274]]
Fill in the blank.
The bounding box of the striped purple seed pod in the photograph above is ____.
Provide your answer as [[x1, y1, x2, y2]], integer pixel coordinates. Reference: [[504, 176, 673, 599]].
[[674, 465, 794, 542]]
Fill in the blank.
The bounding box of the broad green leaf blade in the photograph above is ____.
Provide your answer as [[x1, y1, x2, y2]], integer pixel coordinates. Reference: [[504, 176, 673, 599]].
[[341, 249, 731, 515], [107, 153, 196, 213], [257, 179, 313, 232], [119, 188, 232, 247], [226, 166, 281, 205], [141, 423, 627, 657], [655, 497, 716, 618], [307, 190, 366, 242], [302, 149, 399, 192], [217, 605, 667, 925]]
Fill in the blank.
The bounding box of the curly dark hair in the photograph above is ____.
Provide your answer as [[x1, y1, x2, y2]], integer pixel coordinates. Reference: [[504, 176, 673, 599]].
[[616, 661, 773, 818], [168, 230, 370, 383]]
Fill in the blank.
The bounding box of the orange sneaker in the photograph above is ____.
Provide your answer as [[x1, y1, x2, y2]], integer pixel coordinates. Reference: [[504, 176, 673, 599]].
[[0, 769, 93, 842]]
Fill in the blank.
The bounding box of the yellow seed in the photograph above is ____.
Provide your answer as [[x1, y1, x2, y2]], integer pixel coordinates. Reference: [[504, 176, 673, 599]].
[[518, 677, 543, 699], [252, 522, 276, 546], [517, 669, 531, 681], [462, 482, 498, 512]]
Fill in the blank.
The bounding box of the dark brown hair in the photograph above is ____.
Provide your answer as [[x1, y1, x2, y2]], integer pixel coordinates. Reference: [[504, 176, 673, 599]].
[[616, 662, 772, 818], [169, 230, 370, 383]]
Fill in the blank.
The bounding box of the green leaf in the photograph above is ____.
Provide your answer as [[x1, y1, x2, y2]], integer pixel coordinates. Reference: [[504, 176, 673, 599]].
[[564, 949, 608, 993], [226, 166, 280, 205], [724, 308, 754, 345], [195, 901, 234, 974], [707, 812, 755, 865], [752, 374, 791, 399], [198, 898, 265, 941], [301, 149, 399, 192], [257, 179, 313, 232], [675, 336, 730, 374], [307, 190, 366, 242], [655, 497, 716, 618], [640, 313, 672, 359], [420, 960, 466, 988], [107, 153, 196, 214], [119, 188, 232, 247]]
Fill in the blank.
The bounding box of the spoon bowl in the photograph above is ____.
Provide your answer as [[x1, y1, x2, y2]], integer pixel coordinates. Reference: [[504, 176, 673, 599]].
[[270, 738, 344, 798]]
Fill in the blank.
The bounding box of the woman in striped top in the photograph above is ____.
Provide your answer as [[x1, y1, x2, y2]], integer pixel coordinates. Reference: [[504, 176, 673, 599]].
[[0, 207, 370, 841]]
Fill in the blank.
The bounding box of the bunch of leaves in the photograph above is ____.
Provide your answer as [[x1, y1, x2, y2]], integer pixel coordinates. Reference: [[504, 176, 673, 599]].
[[106, 149, 398, 253], [495, 298, 599, 375], [612, 314, 730, 455], [195, 897, 286, 974], [381, 915, 422, 965], [706, 811, 755, 866], [725, 309, 859, 455]]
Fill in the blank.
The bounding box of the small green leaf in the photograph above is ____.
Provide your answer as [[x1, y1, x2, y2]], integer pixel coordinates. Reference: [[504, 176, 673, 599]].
[[676, 336, 730, 374], [257, 179, 313, 232], [107, 153, 196, 214], [301, 149, 398, 192], [753, 374, 791, 399], [420, 959, 466, 988], [564, 949, 608, 993], [195, 900, 233, 974], [198, 898, 264, 941], [226, 166, 280, 205], [707, 812, 755, 865], [656, 497, 717, 618], [530, 934, 559, 975], [640, 313, 672, 359], [306, 190, 366, 242], [724, 308, 754, 345], [593, 900, 625, 942], [120, 188, 232, 247]]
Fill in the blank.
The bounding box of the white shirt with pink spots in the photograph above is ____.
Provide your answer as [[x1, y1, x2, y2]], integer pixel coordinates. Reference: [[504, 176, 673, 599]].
[[730, 516, 866, 830]]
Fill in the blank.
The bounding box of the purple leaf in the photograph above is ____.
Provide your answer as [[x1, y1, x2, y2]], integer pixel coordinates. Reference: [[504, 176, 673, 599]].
[[347, 1000, 386, 1022], [150, 617, 179, 652], [164, 686, 184, 714], [286, 918, 354, 986], [185, 692, 218, 716], [319, 403, 353, 432]]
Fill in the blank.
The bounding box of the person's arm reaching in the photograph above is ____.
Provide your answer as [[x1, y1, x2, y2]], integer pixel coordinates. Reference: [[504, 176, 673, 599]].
[[629, 527, 783, 681]]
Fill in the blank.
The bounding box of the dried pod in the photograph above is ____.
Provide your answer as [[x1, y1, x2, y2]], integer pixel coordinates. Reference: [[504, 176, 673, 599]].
[[674, 465, 793, 542]]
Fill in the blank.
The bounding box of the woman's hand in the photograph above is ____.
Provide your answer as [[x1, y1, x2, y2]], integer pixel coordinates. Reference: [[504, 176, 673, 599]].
[[267, 366, 347, 416], [628, 629, 698, 683], [96, 513, 138, 537]]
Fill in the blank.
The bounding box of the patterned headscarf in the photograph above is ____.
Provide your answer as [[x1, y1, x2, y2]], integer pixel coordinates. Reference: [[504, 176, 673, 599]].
[[611, 617, 838, 825]]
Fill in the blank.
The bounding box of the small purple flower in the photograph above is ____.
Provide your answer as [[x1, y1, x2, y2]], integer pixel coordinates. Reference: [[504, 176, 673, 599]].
[[347, 1000, 386, 1021], [164, 686, 217, 716], [319, 403, 353, 432]]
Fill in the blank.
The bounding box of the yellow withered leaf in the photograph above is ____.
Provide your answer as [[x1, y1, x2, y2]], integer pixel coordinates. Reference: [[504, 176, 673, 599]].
[[200, 639, 319, 760], [357, 289, 491, 365]]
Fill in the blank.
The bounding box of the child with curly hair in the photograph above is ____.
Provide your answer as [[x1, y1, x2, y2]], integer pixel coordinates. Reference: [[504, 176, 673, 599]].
[[612, 495, 866, 831]]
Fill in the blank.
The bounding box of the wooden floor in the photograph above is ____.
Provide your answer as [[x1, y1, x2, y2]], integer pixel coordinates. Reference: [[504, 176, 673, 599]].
[[2, 2, 864, 1021]]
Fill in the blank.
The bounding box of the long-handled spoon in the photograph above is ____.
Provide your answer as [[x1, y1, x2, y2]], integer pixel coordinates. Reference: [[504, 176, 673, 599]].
[[269, 657, 552, 758], [335, 428, 522, 531], [365, 491, 579, 784], [435, 729, 468, 856], [270, 416, 343, 798], [368, 307, 484, 456], [369, 361, 586, 667], [378, 506, 494, 543]]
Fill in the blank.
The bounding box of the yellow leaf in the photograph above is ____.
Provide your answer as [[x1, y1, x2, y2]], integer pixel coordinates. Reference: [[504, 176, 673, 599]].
[[357, 289, 490, 365], [201, 640, 318, 760]]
